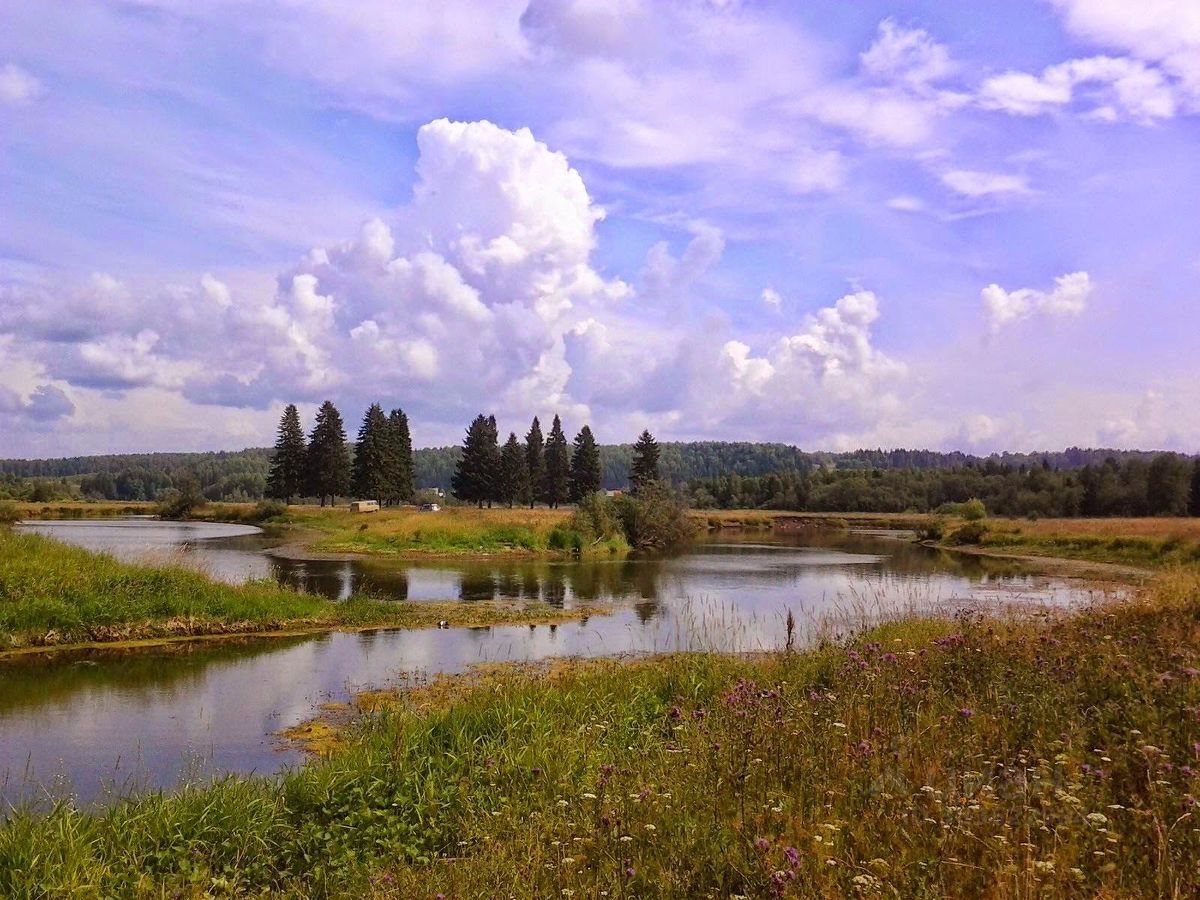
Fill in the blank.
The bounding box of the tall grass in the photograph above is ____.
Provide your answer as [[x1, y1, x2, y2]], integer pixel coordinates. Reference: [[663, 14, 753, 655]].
[[3, 568, 1199, 896], [0, 531, 606, 650]]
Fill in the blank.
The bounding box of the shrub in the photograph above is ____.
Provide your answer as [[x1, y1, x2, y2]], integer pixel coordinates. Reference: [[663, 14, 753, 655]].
[[568, 491, 620, 544], [612, 481, 695, 551], [547, 526, 584, 552], [0, 501, 21, 526], [947, 520, 988, 545], [249, 499, 288, 522], [917, 518, 945, 541]]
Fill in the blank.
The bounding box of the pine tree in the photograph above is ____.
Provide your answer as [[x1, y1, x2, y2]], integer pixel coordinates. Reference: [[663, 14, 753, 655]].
[[265, 403, 306, 502], [570, 425, 602, 501], [306, 400, 351, 506], [543, 414, 570, 508], [630, 429, 660, 494], [525, 416, 545, 509], [386, 408, 414, 505], [499, 432, 531, 508], [451, 413, 500, 507], [352, 403, 391, 503]]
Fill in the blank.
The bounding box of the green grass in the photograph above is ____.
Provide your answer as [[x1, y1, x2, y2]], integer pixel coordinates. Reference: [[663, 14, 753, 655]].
[[3, 567, 1200, 897], [0, 531, 606, 651], [948, 522, 1200, 567]]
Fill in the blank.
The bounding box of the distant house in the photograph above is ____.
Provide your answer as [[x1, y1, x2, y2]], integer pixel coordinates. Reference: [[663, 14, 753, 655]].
[[350, 500, 380, 513], [604, 489, 623, 498]]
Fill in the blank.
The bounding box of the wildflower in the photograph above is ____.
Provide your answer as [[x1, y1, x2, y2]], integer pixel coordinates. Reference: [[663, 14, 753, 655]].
[[1086, 812, 1108, 827], [958, 708, 974, 720], [625, 867, 635, 878], [582, 792, 597, 800], [755, 837, 771, 852], [644, 824, 656, 831], [784, 846, 800, 867]]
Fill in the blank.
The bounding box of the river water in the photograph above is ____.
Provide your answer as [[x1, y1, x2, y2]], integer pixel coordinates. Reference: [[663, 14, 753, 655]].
[[2, 519, 1113, 810]]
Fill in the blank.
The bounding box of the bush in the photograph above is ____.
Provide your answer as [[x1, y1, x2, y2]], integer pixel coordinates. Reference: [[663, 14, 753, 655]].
[[568, 492, 620, 544], [547, 526, 584, 552], [947, 520, 988, 545], [0, 501, 21, 525], [612, 481, 695, 551], [917, 518, 945, 541], [249, 499, 288, 522], [936, 498, 987, 520]]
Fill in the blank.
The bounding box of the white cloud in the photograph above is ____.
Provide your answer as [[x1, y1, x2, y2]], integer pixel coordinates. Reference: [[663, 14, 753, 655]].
[[760, 287, 782, 308], [941, 169, 1032, 198], [980, 55, 1177, 122], [1048, 0, 1200, 105], [0, 63, 44, 105], [886, 194, 926, 213], [982, 271, 1093, 330], [861, 19, 955, 89], [641, 224, 725, 299]]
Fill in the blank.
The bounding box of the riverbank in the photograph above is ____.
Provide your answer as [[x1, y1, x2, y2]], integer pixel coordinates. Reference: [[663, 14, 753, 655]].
[[2, 564, 1197, 896], [0, 531, 609, 655]]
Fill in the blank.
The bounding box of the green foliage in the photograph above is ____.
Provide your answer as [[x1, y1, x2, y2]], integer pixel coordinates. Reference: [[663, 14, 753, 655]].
[[0, 501, 20, 525], [385, 408, 414, 504], [542, 415, 570, 508], [613, 481, 695, 550], [524, 417, 545, 509], [498, 432, 531, 508], [937, 497, 987, 520], [451, 414, 501, 507], [629, 429, 660, 493], [568, 425, 602, 502], [306, 401, 351, 506], [266, 403, 307, 502], [947, 520, 989, 544], [154, 472, 207, 519], [351, 403, 392, 503]]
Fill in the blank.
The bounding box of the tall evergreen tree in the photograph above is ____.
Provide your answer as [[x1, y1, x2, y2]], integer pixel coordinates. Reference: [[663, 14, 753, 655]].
[[1147, 452, 1191, 516], [569, 425, 602, 501], [543, 414, 570, 508], [525, 416, 545, 509], [629, 429, 661, 494], [451, 413, 500, 507], [306, 400, 351, 506], [265, 403, 306, 502], [386, 408, 414, 505], [352, 403, 391, 502], [498, 432, 531, 508]]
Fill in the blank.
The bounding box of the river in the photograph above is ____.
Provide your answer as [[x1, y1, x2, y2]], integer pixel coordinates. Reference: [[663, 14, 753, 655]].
[[1, 519, 1114, 810]]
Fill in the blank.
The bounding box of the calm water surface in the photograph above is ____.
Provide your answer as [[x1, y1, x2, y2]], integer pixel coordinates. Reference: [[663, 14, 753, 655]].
[[2, 519, 1114, 809]]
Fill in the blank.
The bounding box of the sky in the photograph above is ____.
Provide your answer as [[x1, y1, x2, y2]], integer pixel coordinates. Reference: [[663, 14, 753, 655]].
[[1, 0, 1199, 457]]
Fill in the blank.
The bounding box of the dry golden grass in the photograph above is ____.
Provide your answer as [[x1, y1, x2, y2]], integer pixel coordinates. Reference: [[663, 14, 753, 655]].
[[990, 516, 1200, 541]]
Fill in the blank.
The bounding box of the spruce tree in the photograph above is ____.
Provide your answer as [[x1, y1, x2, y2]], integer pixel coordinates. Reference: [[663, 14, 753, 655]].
[[570, 425, 602, 501], [525, 416, 545, 509], [630, 429, 661, 494], [499, 432, 531, 508], [452, 414, 500, 507], [386, 408, 414, 505], [306, 400, 351, 506], [265, 403, 306, 502], [543, 414, 570, 508], [352, 403, 391, 503]]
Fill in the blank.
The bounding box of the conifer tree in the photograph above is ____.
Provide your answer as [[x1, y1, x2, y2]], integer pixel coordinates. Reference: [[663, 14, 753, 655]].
[[306, 400, 350, 506], [386, 408, 414, 505], [352, 403, 391, 503], [630, 429, 661, 494], [525, 416, 545, 509], [542, 414, 571, 508], [452, 413, 500, 507], [499, 432, 531, 508], [570, 425, 602, 501], [265, 403, 306, 502]]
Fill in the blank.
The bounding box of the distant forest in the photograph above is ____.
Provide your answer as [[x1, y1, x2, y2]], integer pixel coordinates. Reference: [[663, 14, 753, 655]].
[[2, 441, 1198, 518]]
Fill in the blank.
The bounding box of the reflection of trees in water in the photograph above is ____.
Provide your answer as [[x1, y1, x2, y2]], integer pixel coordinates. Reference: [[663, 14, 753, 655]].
[[458, 570, 497, 602], [539, 570, 567, 608]]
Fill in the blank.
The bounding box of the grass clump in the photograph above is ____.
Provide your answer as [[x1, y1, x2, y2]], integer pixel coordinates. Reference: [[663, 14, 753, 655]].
[[5, 569, 1200, 896], [0, 531, 607, 651]]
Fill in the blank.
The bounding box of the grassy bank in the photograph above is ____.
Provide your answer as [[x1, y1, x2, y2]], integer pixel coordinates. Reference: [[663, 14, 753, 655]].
[[3, 565, 1199, 896], [940, 516, 1200, 568], [0, 531, 606, 652]]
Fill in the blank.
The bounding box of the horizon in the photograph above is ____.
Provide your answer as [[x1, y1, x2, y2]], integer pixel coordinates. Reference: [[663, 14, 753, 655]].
[[3, 2, 1200, 456]]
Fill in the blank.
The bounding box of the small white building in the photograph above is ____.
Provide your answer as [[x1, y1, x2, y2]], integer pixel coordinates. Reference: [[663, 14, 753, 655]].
[[350, 500, 380, 513]]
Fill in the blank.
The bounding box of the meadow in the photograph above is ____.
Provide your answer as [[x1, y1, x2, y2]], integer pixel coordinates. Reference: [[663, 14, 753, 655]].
[[0, 530, 605, 653], [945, 516, 1200, 568], [2, 558, 1198, 896]]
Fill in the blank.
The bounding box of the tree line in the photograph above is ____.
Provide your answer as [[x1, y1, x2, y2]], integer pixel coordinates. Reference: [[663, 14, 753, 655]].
[[264, 401, 413, 506], [689, 453, 1200, 518], [449, 414, 660, 508]]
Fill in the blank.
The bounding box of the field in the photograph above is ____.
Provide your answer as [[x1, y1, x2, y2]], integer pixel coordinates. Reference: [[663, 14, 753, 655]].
[[0, 531, 606, 653], [952, 516, 1200, 568], [2, 562, 1198, 896]]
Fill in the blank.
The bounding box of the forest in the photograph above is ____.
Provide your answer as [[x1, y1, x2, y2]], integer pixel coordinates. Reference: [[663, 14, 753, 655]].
[[2, 411, 1197, 518]]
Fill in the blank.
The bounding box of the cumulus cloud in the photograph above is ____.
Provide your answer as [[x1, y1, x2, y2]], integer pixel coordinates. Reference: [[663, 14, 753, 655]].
[[760, 287, 782, 309], [980, 55, 1177, 122], [860, 19, 956, 89], [1048, 0, 1200, 105], [0, 63, 44, 106], [982, 271, 1093, 330], [641, 224, 725, 299]]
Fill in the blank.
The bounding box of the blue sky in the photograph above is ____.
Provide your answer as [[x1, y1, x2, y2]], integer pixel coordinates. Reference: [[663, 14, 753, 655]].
[[1, 0, 1198, 456]]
